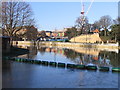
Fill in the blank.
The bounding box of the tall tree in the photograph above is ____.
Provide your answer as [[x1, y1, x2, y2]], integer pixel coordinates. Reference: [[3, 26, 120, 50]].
[[110, 24, 120, 43], [99, 15, 112, 36], [75, 16, 89, 34], [65, 27, 78, 39], [16, 26, 38, 41], [2, 0, 35, 38], [93, 21, 101, 30]]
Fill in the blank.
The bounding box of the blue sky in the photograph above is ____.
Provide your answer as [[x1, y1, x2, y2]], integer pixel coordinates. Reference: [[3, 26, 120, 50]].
[[29, 2, 118, 31]]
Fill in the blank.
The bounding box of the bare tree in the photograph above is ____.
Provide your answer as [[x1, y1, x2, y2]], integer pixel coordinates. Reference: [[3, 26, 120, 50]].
[[99, 15, 112, 36], [2, 0, 35, 38], [16, 26, 38, 41], [93, 21, 101, 30], [76, 16, 89, 34]]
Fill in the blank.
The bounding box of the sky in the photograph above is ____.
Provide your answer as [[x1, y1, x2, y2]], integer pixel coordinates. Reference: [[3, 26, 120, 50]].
[[29, 1, 119, 31]]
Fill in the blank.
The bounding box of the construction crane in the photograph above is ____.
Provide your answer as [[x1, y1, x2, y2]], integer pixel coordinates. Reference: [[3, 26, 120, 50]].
[[80, 0, 94, 34]]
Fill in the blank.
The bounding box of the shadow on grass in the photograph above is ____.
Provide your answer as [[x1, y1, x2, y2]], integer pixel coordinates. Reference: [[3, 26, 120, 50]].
[[2, 46, 29, 57]]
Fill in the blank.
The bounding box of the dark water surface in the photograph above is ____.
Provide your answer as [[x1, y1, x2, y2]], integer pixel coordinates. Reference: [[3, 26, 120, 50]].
[[3, 60, 119, 88], [2, 46, 120, 88]]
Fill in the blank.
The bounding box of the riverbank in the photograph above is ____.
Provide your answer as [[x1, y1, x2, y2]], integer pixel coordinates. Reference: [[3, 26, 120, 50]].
[[3, 46, 29, 57], [12, 41, 119, 49]]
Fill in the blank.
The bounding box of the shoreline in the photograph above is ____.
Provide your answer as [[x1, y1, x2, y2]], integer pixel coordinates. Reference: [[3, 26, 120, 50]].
[[12, 41, 120, 49]]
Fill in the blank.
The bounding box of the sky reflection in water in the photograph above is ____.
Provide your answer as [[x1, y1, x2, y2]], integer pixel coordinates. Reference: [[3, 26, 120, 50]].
[[17, 46, 120, 67]]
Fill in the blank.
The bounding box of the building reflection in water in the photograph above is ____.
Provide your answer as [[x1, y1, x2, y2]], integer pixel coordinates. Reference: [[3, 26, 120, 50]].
[[16, 45, 119, 67]]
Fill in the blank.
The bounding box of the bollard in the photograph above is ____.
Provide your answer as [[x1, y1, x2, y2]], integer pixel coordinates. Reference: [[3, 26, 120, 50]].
[[58, 62, 66, 68], [30, 60, 35, 63], [86, 65, 97, 70], [99, 67, 109, 71], [112, 68, 120, 72], [49, 62, 57, 67], [34, 60, 41, 64], [18, 58, 24, 62], [5, 57, 120, 74], [10, 57, 15, 61], [75, 64, 86, 69], [20, 58, 24, 62], [26, 59, 32, 63], [24, 58, 29, 62], [41, 61, 49, 66], [21, 58, 26, 62], [19, 58, 22, 62], [37, 60, 41, 64], [15, 58, 21, 62], [67, 64, 75, 68]]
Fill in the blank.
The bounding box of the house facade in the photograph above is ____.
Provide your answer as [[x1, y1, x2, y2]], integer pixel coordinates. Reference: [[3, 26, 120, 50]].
[[16, 26, 38, 41]]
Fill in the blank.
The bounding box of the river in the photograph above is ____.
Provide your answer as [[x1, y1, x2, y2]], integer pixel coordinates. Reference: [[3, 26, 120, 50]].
[[2, 45, 120, 88]]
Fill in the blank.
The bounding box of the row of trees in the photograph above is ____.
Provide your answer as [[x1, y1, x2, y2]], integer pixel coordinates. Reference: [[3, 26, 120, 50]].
[[1, 1, 120, 43], [65, 15, 120, 43]]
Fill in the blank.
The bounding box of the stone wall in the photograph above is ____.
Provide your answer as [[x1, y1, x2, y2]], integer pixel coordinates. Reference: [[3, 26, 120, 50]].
[[38, 42, 119, 49], [12, 41, 119, 49], [70, 33, 102, 43], [12, 41, 36, 46]]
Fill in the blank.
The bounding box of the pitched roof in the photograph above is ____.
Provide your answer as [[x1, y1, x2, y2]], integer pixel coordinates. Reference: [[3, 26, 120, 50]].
[[92, 29, 99, 33]]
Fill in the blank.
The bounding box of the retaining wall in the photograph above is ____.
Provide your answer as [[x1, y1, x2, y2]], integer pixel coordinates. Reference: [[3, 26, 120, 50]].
[[12, 41, 36, 46], [38, 42, 119, 49], [12, 41, 119, 49], [70, 33, 102, 43]]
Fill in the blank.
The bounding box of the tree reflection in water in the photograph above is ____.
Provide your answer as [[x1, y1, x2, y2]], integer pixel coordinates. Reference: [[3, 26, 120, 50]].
[[17, 46, 120, 67]]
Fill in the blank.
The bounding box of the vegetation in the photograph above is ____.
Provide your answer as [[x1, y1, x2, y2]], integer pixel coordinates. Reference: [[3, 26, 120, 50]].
[[2, 0, 36, 40], [100, 36, 112, 43], [75, 16, 90, 34], [16, 26, 38, 41], [98, 15, 112, 36], [64, 27, 78, 39], [65, 15, 120, 44], [38, 31, 47, 37], [1, 1, 119, 44], [110, 24, 120, 43]]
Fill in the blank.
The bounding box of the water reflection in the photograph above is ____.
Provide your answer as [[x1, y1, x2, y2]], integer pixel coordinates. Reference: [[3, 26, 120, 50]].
[[3, 45, 119, 88], [16, 45, 120, 67], [3, 60, 118, 88]]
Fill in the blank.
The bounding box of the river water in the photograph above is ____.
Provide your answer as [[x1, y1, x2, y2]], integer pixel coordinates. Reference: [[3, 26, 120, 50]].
[[2, 45, 120, 88]]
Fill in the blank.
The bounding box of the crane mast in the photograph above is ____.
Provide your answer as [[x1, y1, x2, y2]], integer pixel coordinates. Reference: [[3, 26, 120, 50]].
[[81, 3, 85, 34]]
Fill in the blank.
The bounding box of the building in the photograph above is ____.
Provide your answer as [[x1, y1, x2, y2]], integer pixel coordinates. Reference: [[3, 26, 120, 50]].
[[37, 28, 68, 40], [92, 29, 100, 33], [45, 31, 52, 37], [37, 31, 52, 41], [51, 29, 67, 39], [16, 26, 38, 41], [52, 31, 58, 38]]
